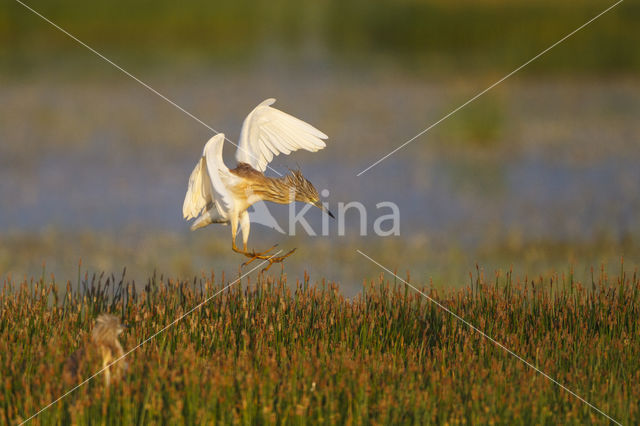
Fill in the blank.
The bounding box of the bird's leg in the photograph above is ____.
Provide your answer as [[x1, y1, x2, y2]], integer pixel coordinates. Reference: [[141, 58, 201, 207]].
[[246, 243, 280, 257], [231, 210, 294, 270], [231, 240, 278, 257], [235, 210, 279, 259], [242, 247, 297, 271]]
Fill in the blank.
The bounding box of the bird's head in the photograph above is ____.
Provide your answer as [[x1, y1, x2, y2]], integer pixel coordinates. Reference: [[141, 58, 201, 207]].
[[286, 169, 334, 218], [92, 314, 125, 343]]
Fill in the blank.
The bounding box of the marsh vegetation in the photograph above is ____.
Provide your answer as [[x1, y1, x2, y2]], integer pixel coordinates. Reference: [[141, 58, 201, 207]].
[[2, 266, 638, 424]]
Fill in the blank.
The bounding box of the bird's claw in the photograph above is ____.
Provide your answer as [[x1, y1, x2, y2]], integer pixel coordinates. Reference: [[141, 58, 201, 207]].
[[261, 248, 297, 272], [246, 244, 279, 258], [241, 248, 297, 271], [233, 243, 275, 261]]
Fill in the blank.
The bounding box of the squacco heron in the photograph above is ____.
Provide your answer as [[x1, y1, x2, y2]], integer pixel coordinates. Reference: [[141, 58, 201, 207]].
[[63, 314, 127, 387], [183, 98, 333, 270]]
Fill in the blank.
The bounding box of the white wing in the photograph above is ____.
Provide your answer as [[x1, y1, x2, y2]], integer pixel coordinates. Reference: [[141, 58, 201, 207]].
[[182, 155, 211, 220], [235, 98, 328, 172], [182, 134, 234, 221]]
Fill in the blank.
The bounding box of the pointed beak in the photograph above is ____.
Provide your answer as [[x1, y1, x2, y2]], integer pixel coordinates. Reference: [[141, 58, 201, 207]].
[[314, 201, 335, 219]]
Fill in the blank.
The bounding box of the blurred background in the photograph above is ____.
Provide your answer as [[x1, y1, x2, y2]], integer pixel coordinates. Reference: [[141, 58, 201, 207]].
[[1, 0, 639, 296]]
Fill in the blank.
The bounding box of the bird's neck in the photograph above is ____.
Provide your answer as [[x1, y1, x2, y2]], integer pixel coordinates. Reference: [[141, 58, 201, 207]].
[[251, 175, 297, 205]]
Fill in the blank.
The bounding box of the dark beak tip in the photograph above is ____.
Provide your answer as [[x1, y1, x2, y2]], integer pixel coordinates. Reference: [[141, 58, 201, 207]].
[[314, 201, 334, 219]]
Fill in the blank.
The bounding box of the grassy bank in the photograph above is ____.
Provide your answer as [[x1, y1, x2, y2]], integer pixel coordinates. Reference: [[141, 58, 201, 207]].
[[2, 266, 638, 424], [3, 0, 638, 75]]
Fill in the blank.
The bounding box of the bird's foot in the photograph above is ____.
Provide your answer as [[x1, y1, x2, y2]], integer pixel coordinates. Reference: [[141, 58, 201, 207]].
[[251, 244, 279, 257], [241, 248, 297, 272], [233, 243, 278, 257]]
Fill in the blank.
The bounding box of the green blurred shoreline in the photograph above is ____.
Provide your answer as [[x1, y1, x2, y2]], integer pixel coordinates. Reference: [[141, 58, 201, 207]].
[[2, 0, 638, 77]]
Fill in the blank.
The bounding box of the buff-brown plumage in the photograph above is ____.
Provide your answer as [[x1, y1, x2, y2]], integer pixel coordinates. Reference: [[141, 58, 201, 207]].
[[63, 314, 126, 387], [229, 163, 320, 205]]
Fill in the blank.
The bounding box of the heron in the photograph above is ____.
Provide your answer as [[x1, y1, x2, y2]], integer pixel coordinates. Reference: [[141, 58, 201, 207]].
[[63, 314, 127, 387], [183, 98, 333, 270]]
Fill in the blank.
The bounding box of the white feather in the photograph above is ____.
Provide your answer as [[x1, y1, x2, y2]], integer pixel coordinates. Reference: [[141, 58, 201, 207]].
[[182, 134, 234, 222], [236, 98, 328, 172]]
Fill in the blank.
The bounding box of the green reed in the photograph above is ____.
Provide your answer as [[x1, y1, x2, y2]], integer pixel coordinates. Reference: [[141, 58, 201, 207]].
[[1, 264, 638, 424]]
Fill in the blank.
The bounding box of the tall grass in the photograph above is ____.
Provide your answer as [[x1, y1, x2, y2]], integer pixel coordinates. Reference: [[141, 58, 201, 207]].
[[1, 265, 638, 424]]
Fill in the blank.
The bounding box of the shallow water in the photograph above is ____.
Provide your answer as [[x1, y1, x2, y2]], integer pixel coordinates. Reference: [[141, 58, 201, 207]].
[[1, 70, 639, 290]]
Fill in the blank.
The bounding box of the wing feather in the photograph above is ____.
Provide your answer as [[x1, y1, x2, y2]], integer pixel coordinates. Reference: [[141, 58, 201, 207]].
[[182, 134, 233, 222], [235, 98, 328, 172], [182, 157, 212, 220], [203, 134, 234, 215], [263, 126, 294, 152]]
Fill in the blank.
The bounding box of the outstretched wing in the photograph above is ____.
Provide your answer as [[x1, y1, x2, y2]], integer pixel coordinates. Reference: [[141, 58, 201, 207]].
[[235, 98, 328, 172], [182, 156, 212, 220], [182, 134, 234, 221]]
